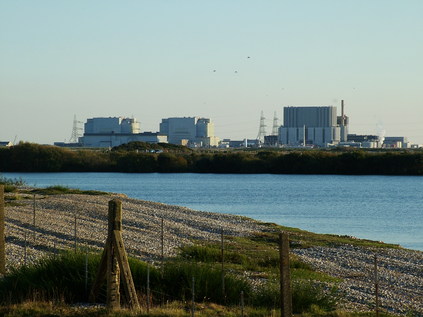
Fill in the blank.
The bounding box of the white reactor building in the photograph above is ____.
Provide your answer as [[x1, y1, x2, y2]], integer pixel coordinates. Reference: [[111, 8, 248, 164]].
[[278, 101, 348, 147], [159, 117, 220, 147], [79, 117, 167, 147]]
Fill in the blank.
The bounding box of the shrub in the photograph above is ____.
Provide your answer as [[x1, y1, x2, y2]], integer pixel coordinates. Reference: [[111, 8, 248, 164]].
[[0, 251, 101, 304], [162, 261, 252, 305]]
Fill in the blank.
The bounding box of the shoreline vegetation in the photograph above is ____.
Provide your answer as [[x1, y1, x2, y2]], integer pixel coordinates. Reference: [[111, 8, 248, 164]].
[[1, 142, 423, 175], [0, 184, 422, 316]]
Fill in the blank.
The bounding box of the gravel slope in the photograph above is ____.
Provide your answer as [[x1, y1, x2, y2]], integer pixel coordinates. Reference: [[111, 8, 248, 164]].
[[3, 191, 422, 315]]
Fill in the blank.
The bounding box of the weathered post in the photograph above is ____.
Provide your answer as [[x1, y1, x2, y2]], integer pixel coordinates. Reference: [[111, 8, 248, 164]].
[[374, 254, 379, 317], [85, 248, 89, 300], [160, 217, 165, 307], [90, 199, 140, 310], [221, 227, 225, 302], [191, 276, 195, 317], [147, 262, 150, 314], [74, 213, 78, 252], [32, 194, 36, 244], [53, 237, 57, 257], [161, 218, 164, 273], [24, 230, 28, 266], [0, 185, 5, 275], [107, 200, 121, 309], [279, 232, 292, 317], [240, 290, 245, 317]]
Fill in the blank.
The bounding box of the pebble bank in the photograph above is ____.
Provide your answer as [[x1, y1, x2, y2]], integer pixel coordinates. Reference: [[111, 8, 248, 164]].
[[3, 191, 422, 316]]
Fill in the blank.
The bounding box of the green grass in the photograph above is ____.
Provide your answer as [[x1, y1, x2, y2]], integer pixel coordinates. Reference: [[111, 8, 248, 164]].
[[2, 185, 108, 206], [0, 302, 402, 317], [0, 187, 406, 316], [0, 251, 101, 304], [30, 185, 107, 196], [0, 175, 25, 192], [251, 223, 401, 249], [0, 245, 406, 316], [177, 235, 340, 313], [0, 248, 337, 314]]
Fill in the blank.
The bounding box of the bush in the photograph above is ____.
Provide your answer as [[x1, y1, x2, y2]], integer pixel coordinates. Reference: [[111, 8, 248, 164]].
[[0, 251, 101, 304], [162, 261, 252, 305], [0, 252, 251, 307], [250, 279, 337, 313], [292, 280, 338, 313], [179, 245, 248, 266]]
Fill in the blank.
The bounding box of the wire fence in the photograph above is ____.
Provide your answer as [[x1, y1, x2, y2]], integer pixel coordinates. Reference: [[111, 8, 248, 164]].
[[1, 188, 422, 316]]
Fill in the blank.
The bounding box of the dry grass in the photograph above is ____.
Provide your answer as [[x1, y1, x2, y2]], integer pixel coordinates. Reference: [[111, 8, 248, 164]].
[[0, 301, 399, 317]]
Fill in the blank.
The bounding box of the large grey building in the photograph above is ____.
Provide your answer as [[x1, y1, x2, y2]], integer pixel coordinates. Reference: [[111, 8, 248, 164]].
[[278, 102, 349, 147], [159, 117, 219, 147], [79, 117, 167, 148]]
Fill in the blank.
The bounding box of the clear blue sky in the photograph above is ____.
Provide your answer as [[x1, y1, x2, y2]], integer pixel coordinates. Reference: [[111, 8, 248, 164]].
[[1, 0, 422, 144]]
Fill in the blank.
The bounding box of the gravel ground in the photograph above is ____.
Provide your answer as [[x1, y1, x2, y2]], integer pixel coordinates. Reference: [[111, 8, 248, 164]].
[[3, 191, 422, 316], [293, 246, 423, 316]]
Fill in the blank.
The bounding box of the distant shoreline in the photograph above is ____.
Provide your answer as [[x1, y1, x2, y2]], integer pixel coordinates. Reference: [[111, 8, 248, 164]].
[[1, 142, 423, 175]]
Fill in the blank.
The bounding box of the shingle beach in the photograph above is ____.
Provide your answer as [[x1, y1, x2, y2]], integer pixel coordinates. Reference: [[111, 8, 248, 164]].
[[3, 190, 422, 315]]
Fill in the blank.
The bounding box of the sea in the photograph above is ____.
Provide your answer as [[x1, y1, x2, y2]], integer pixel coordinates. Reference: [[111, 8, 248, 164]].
[[3, 172, 422, 251]]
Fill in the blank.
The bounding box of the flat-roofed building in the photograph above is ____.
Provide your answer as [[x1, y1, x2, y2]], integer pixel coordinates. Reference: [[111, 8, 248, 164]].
[[383, 136, 410, 148], [159, 117, 219, 147], [0, 141, 13, 147], [279, 103, 348, 147], [79, 117, 167, 148]]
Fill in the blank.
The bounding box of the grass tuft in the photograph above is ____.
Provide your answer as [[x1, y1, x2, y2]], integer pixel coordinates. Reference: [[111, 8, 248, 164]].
[[31, 185, 107, 196]]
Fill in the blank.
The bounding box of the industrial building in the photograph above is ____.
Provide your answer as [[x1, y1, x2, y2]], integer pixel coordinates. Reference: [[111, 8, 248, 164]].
[[79, 117, 167, 148], [159, 117, 220, 147], [219, 139, 260, 148], [344, 135, 411, 148], [278, 101, 349, 147], [383, 136, 410, 148], [344, 134, 381, 148], [0, 141, 13, 147]]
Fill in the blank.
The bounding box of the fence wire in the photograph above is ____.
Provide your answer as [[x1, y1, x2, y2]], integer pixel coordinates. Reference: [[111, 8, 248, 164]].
[[1, 190, 422, 316]]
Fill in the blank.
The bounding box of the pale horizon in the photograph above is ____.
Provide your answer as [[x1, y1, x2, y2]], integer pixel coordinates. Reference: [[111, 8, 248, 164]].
[[1, 1, 422, 145]]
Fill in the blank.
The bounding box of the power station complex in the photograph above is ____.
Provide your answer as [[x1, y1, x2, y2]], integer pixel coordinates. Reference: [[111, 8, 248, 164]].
[[76, 116, 219, 148], [50, 101, 413, 149]]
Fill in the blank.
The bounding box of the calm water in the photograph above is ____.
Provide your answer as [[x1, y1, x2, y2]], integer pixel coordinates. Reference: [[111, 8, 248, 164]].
[[3, 172, 423, 251]]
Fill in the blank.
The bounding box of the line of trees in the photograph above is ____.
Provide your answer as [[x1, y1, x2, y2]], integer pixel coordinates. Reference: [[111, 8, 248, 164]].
[[1, 142, 423, 175]]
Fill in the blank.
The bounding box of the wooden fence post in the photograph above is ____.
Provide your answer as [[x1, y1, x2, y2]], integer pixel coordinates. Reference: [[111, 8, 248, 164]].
[[84, 249, 89, 299], [24, 230, 28, 266], [221, 227, 225, 302], [279, 232, 292, 317], [107, 200, 121, 309], [240, 290, 245, 317], [191, 276, 195, 317], [160, 217, 165, 307], [374, 254, 379, 317], [161, 218, 164, 273], [147, 262, 150, 314], [90, 199, 140, 310], [0, 185, 5, 275], [32, 194, 36, 244], [74, 213, 78, 252]]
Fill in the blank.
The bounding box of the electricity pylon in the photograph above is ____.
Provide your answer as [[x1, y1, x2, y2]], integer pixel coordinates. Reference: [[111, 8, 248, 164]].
[[271, 111, 279, 136], [69, 115, 83, 143], [256, 111, 267, 143]]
